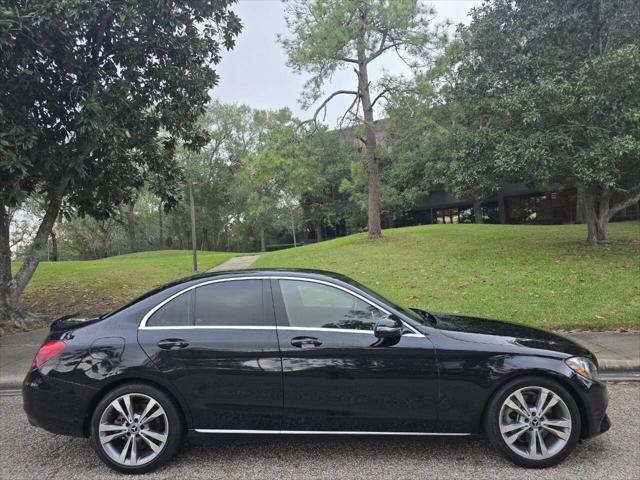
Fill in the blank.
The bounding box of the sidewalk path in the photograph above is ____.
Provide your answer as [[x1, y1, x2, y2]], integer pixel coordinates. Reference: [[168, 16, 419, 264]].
[[207, 255, 260, 272], [0, 327, 48, 389], [564, 332, 640, 372], [1, 326, 637, 390]]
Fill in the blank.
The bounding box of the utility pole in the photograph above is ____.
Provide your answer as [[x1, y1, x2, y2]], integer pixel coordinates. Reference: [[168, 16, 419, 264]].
[[158, 200, 165, 249], [188, 181, 197, 272]]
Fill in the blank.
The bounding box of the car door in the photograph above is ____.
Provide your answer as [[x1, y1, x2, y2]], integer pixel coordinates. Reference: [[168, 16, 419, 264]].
[[271, 278, 439, 433], [137, 278, 283, 430]]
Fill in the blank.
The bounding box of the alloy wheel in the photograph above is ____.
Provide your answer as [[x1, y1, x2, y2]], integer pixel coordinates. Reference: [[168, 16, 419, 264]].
[[98, 393, 169, 466], [499, 386, 572, 460]]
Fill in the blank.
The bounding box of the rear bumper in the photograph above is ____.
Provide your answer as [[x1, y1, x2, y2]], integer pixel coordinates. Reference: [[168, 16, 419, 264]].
[[22, 369, 96, 437]]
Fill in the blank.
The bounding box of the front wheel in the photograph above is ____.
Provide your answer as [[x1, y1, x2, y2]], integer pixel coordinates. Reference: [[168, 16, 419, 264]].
[[484, 376, 581, 468], [89, 383, 183, 474]]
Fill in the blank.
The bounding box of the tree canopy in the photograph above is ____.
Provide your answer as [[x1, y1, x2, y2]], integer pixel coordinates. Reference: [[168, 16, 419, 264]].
[[281, 0, 445, 239], [450, 0, 640, 242], [0, 0, 241, 325], [386, 0, 640, 238]]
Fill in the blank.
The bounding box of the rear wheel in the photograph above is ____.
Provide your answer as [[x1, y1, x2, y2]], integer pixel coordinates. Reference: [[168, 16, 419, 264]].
[[484, 376, 581, 468], [89, 383, 183, 474]]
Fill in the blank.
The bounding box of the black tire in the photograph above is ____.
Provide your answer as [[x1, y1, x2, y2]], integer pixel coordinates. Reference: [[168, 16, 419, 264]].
[[484, 375, 581, 468], [89, 383, 184, 474]]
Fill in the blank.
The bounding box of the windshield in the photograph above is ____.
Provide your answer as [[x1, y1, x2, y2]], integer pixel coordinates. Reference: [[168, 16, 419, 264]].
[[342, 277, 426, 324]]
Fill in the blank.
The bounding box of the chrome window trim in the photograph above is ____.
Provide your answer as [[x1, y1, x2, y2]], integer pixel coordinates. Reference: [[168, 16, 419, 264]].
[[138, 275, 422, 336], [194, 429, 470, 436]]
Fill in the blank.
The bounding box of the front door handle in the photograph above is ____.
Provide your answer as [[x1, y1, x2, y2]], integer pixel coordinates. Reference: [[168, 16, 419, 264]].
[[291, 336, 322, 348], [157, 338, 189, 350]]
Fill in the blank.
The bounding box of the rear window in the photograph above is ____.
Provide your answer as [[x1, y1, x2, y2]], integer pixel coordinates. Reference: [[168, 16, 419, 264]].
[[147, 291, 192, 327], [194, 280, 266, 327]]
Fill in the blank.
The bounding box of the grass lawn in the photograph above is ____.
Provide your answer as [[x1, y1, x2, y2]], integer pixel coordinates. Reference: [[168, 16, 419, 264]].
[[14, 250, 236, 317], [255, 221, 640, 331]]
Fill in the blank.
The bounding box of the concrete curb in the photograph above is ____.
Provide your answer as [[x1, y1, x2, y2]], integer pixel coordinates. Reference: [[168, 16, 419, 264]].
[[1, 377, 23, 390], [598, 359, 640, 372]]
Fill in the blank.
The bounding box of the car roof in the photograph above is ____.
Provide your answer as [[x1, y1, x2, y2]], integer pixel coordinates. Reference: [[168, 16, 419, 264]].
[[140, 268, 354, 298], [106, 269, 358, 320], [180, 268, 353, 283]]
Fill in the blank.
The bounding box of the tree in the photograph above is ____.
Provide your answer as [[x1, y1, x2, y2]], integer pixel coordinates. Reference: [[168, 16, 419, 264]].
[[384, 61, 464, 223], [451, 0, 640, 243], [0, 0, 241, 326], [300, 129, 357, 240], [240, 111, 308, 251], [280, 0, 445, 239]]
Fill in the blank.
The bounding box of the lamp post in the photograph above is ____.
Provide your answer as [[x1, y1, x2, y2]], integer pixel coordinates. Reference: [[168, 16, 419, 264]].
[[188, 181, 197, 272]]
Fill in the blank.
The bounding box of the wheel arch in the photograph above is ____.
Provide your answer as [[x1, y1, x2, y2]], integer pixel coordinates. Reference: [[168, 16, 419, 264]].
[[83, 376, 191, 437], [479, 370, 589, 439]]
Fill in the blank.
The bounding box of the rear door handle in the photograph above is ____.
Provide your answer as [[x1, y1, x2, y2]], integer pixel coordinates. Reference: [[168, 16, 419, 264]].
[[291, 336, 322, 348], [157, 338, 189, 350]]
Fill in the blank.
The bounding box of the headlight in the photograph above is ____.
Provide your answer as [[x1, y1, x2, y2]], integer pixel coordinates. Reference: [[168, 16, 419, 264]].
[[565, 356, 599, 380]]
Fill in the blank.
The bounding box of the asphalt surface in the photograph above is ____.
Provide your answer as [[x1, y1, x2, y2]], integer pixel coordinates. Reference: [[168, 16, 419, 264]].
[[1, 384, 639, 480]]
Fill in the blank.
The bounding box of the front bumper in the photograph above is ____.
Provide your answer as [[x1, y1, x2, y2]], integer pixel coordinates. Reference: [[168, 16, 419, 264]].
[[23, 369, 96, 437], [599, 413, 611, 434], [572, 375, 610, 439]]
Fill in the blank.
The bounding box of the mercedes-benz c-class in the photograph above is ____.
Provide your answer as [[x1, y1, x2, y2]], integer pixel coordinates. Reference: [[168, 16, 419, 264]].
[[23, 269, 610, 473]]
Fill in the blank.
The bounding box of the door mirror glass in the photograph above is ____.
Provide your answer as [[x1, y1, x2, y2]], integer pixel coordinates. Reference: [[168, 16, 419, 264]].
[[374, 315, 404, 338]]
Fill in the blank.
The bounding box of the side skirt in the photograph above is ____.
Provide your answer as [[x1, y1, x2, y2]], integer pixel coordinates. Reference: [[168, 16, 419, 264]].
[[193, 429, 472, 436]]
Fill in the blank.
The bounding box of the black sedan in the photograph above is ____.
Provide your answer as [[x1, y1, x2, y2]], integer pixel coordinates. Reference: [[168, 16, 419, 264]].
[[23, 269, 610, 473]]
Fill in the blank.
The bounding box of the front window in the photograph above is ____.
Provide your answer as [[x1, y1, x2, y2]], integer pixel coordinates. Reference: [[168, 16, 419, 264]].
[[278, 280, 382, 331]]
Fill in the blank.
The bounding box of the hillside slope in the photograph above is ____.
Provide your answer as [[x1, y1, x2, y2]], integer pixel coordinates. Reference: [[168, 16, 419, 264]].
[[16, 250, 235, 317], [255, 222, 640, 330]]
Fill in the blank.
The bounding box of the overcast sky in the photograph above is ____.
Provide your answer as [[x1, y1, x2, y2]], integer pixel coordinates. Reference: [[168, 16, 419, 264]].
[[212, 0, 482, 126]]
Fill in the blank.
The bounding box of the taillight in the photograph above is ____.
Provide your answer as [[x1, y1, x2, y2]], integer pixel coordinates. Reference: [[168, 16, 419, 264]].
[[32, 340, 65, 369]]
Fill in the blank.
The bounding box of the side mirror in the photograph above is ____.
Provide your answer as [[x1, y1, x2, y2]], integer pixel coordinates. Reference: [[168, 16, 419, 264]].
[[374, 315, 403, 338]]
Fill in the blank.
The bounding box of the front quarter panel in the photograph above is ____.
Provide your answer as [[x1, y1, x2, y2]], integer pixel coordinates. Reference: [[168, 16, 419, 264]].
[[428, 329, 589, 433]]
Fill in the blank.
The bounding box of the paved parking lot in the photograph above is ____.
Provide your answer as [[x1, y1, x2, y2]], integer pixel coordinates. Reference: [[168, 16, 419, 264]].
[[1, 383, 639, 480]]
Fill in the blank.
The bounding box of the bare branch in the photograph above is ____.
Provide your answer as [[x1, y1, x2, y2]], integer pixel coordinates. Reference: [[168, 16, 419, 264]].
[[371, 87, 390, 108], [333, 56, 359, 64], [338, 94, 361, 129], [368, 40, 404, 62], [310, 90, 358, 123]]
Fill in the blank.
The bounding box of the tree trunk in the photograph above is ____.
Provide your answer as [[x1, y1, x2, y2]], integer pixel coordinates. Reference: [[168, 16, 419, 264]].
[[0, 205, 13, 322], [126, 201, 136, 253], [497, 191, 506, 224], [158, 201, 164, 249], [259, 225, 266, 252], [314, 220, 323, 242], [50, 230, 59, 261], [0, 174, 71, 327], [583, 184, 640, 244], [584, 208, 608, 245], [584, 186, 611, 245], [473, 198, 484, 224], [357, 48, 382, 239], [576, 183, 586, 224]]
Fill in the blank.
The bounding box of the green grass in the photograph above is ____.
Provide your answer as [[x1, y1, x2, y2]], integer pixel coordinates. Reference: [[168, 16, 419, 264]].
[[255, 222, 640, 330], [15, 250, 237, 316]]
